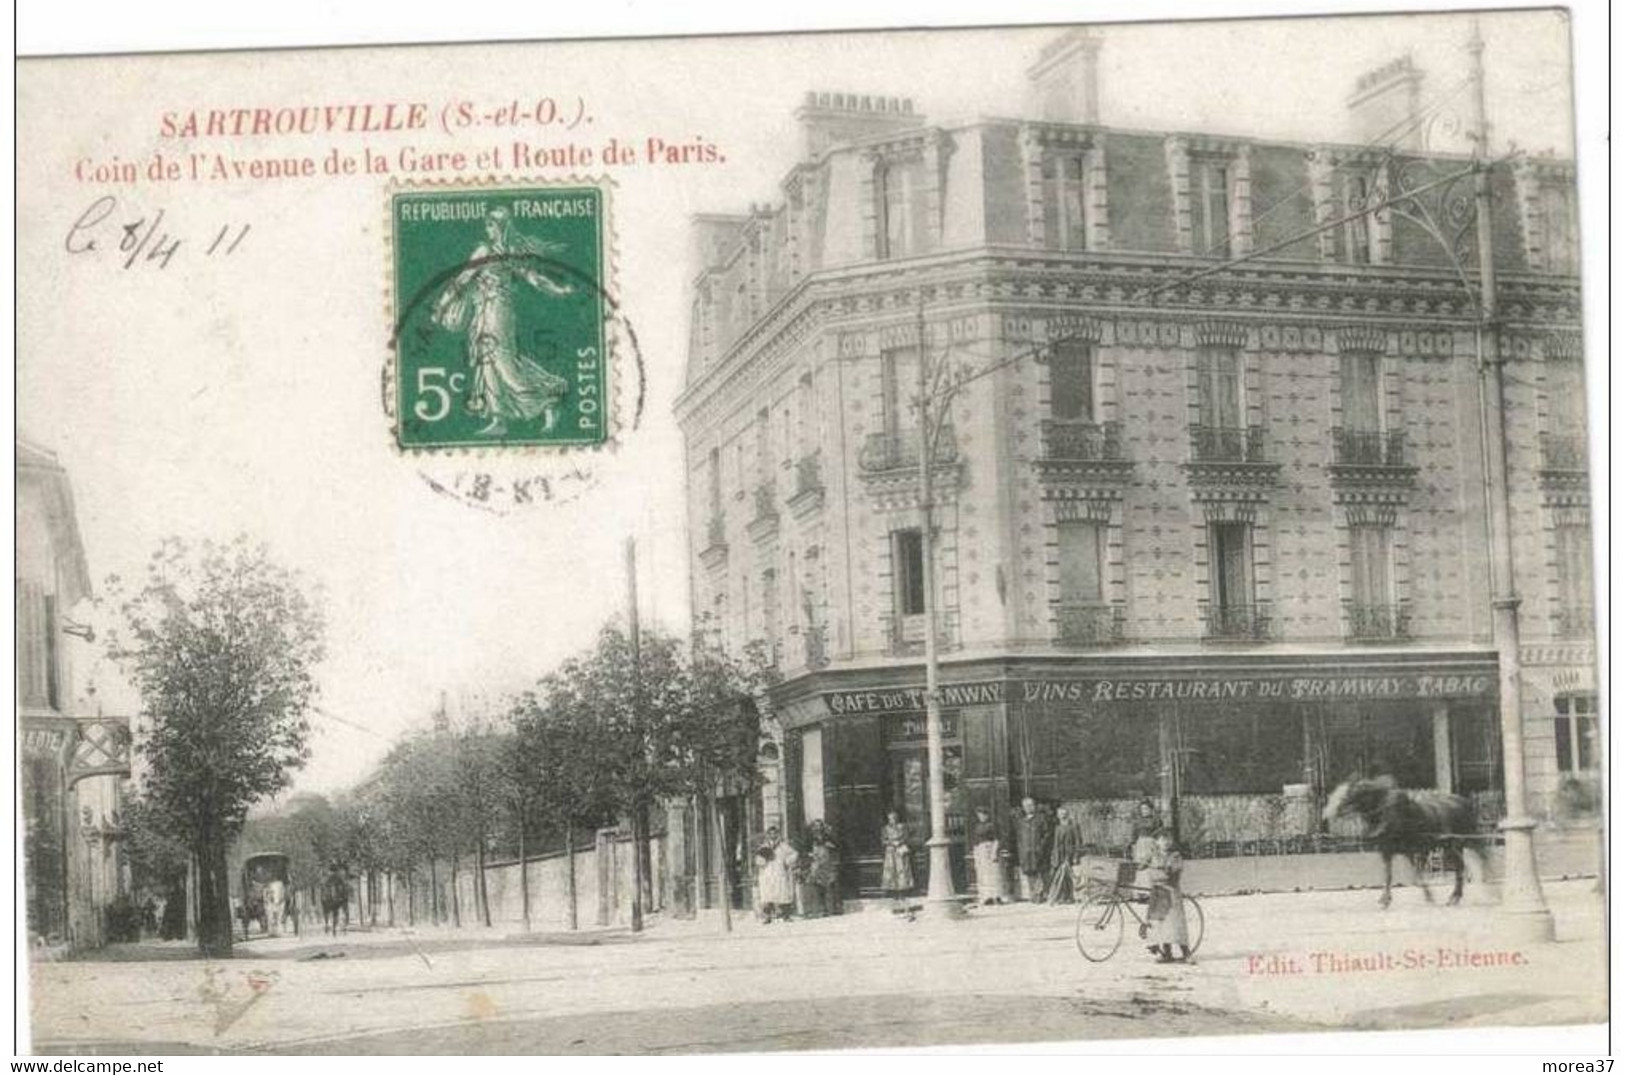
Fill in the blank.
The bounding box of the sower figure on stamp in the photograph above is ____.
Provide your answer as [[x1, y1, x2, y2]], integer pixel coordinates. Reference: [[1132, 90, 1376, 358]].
[[433, 206, 573, 436], [1014, 796, 1053, 903]]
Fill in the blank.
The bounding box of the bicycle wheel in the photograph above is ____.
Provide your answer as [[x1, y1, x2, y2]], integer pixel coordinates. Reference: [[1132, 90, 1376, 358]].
[[1182, 894, 1205, 955], [1075, 892, 1125, 962]]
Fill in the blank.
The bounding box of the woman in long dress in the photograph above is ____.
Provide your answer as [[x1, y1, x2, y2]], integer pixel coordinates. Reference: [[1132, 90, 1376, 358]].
[[1135, 822, 1191, 963], [433, 207, 573, 435], [880, 811, 915, 909], [969, 806, 1006, 905], [754, 827, 798, 923]]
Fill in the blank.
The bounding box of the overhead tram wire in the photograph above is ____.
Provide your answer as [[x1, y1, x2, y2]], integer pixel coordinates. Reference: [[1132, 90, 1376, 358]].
[[311, 705, 391, 741]]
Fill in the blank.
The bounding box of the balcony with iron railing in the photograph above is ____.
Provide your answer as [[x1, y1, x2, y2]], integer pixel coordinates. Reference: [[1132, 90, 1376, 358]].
[[1554, 604, 1594, 639], [1332, 428, 1408, 467], [857, 424, 958, 474], [1190, 424, 1267, 464], [1344, 602, 1412, 642], [1041, 419, 1123, 462], [698, 512, 728, 569], [1202, 602, 1273, 642], [787, 450, 826, 517], [1540, 432, 1587, 472], [884, 609, 961, 657], [1057, 603, 1126, 647], [746, 480, 780, 542]]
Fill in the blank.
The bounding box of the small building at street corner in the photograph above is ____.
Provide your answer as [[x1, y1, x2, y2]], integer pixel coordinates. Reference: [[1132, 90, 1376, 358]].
[[17, 438, 133, 950], [673, 33, 1597, 902]]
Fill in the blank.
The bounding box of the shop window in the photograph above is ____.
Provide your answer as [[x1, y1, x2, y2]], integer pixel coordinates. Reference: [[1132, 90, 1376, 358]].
[[1448, 706, 1501, 794], [892, 529, 925, 618], [1048, 339, 1096, 423], [876, 157, 931, 259], [1192, 156, 1232, 258], [1320, 705, 1436, 790], [1179, 709, 1304, 795], [1042, 153, 1090, 251], [1554, 694, 1599, 773], [800, 727, 825, 823], [1061, 711, 1160, 801]]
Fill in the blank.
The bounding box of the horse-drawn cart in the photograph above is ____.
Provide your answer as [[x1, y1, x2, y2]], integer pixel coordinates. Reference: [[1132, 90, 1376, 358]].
[[238, 852, 299, 939]]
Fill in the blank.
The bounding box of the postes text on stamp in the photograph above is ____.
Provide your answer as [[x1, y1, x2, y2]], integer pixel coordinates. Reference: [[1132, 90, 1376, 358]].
[[392, 184, 609, 450]]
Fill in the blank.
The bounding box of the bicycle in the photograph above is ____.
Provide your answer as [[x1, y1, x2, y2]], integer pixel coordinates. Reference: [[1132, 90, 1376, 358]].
[[1074, 872, 1205, 963]]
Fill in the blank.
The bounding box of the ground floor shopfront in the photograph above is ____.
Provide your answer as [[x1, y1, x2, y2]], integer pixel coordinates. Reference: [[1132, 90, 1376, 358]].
[[763, 650, 1508, 899]]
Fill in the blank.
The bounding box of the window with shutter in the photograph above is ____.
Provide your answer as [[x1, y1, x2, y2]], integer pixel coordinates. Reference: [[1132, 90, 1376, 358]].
[[1049, 340, 1095, 423], [1058, 521, 1105, 606], [1340, 353, 1383, 433], [892, 529, 925, 618], [1209, 522, 1254, 610], [1194, 159, 1231, 258], [882, 346, 920, 440], [1197, 348, 1243, 430], [1042, 154, 1089, 251]]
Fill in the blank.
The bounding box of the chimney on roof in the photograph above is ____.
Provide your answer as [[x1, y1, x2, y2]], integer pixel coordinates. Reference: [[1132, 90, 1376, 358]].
[[1348, 54, 1426, 150], [1027, 29, 1104, 124], [793, 91, 924, 159]]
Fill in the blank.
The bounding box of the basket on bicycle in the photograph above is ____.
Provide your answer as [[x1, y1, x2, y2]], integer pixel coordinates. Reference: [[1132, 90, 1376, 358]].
[[1078, 858, 1138, 895]]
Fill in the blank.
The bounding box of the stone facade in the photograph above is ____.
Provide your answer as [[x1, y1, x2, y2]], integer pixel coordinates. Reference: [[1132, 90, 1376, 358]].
[[674, 50, 1592, 896]]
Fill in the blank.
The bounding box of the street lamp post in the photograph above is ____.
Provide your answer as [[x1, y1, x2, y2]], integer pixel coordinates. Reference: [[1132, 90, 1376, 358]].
[[1465, 25, 1554, 943], [914, 301, 963, 918]]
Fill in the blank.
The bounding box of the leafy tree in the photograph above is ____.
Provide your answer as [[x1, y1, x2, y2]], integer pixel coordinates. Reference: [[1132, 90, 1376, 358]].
[[106, 536, 325, 956], [513, 624, 763, 930]]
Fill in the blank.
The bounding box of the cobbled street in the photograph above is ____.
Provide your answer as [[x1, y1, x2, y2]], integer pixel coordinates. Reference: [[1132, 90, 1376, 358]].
[[30, 879, 1605, 1055]]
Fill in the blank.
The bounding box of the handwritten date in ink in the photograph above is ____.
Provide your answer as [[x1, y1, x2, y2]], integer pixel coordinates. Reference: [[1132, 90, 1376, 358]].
[[65, 195, 251, 270]]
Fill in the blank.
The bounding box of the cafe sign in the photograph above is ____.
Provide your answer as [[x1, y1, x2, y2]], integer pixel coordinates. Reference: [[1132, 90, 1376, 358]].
[[824, 681, 1006, 716]]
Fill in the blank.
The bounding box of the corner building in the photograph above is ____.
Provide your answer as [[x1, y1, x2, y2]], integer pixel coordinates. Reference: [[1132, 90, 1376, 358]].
[[673, 35, 1594, 900]]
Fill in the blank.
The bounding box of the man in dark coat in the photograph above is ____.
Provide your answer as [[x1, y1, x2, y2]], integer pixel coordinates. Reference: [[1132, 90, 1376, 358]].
[[1014, 796, 1053, 902], [1048, 805, 1085, 903]]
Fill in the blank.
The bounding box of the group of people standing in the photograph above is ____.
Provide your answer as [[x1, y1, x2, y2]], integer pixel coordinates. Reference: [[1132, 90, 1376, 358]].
[[967, 796, 1087, 906], [756, 798, 1191, 963], [753, 819, 842, 923]]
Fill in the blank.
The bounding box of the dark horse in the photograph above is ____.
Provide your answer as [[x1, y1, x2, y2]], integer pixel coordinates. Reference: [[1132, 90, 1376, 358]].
[[320, 871, 351, 936], [1324, 775, 1480, 907]]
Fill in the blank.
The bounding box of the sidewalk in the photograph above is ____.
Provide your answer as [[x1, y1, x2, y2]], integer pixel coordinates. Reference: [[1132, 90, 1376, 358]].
[[28, 879, 1606, 1054]]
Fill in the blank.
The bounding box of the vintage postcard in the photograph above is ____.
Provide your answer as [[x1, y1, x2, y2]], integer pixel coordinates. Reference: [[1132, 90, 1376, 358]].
[[14, 5, 1607, 1060]]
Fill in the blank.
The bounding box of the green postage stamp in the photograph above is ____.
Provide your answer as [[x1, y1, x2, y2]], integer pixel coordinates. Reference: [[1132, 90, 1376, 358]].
[[391, 183, 610, 451]]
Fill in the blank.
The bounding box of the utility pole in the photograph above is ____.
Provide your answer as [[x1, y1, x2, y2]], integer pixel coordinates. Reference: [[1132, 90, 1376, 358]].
[[1468, 23, 1554, 943], [625, 536, 646, 934], [915, 298, 963, 919]]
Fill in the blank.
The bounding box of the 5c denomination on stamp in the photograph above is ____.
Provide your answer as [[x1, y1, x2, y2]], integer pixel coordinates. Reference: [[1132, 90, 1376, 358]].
[[390, 182, 611, 451]]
